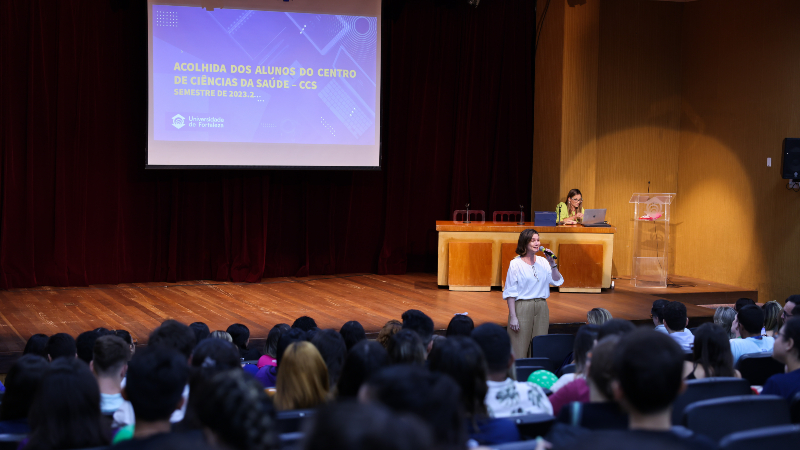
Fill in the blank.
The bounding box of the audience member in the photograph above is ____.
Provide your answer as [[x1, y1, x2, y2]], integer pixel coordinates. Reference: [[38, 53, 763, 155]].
[[311, 329, 348, 388], [91, 335, 134, 427], [360, 365, 467, 450], [684, 323, 739, 380], [274, 341, 329, 411], [651, 299, 670, 334], [429, 336, 520, 445], [714, 306, 737, 339], [116, 346, 190, 444], [292, 316, 318, 332], [734, 297, 756, 313], [195, 369, 279, 450], [76, 328, 115, 364], [305, 327, 321, 341], [551, 325, 598, 393], [339, 321, 367, 351], [189, 322, 211, 346], [303, 402, 434, 450], [149, 320, 196, 361], [387, 329, 426, 365], [587, 308, 612, 325], [377, 319, 402, 349], [556, 335, 628, 430], [189, 337, 241, 370], [446, 314, 474, 337], [663, 301, 694, 351], [762, 300, 782, 337], [253, 328, 308, 388], [226, 323, 261, 360], [45, 333, 77, 361], [762, 316, 800, 401], [259, 323, 291, 369], [26, 358, 110, 450], [401, 309, 435, 356], [114, 330, 136, 358], [783, 295, 798, 322], [210, 330, 233, 342], [730, 304, 775, 364], [0, 355, 49, 434], [337, 340, 390, 398], [22, 334, 49, 358], [597, 319, 635, 340], [470, 323, 552, 417]]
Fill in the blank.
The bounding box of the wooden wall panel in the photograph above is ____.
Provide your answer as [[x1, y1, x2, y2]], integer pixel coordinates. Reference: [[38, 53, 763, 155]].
[[558, 243, 603, 289], [676, 0, 800, 302], [448, 242, 493, 290]]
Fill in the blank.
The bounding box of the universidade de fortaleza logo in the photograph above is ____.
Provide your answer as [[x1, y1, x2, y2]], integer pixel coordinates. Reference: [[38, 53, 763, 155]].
[[171, 114, 185, 129]]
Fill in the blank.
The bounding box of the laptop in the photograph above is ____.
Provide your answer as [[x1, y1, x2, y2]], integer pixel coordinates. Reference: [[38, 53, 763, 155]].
[[582, 209, 610, 227]]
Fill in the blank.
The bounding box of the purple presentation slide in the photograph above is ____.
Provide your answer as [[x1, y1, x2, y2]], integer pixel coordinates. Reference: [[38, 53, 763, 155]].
[[152, 6, 377, 146]]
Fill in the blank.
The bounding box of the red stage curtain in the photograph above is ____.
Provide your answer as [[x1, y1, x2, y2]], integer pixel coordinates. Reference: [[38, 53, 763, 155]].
[[0, 0, 533, 288]]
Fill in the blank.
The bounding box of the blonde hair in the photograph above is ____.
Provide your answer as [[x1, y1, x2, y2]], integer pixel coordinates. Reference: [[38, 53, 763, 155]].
[[376, 320, 402, 349], [714, 306, 737, 338], [587, 308, 612, 325], [274, 341, 329, 411], [210, 330, 233, 342], [763, 300, 782, 334]]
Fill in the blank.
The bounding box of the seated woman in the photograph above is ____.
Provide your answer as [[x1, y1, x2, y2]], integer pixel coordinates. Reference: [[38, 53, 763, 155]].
[[762, 300, 782, 337], [0, 354, 49, 434], [556, 189, 584, 225], [274, 341, 329, 411], [683, 322, 741, 380], [714, 306, 737, 339]]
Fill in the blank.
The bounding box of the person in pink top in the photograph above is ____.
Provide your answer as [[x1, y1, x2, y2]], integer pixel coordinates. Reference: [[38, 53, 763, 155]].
[[257, 323, 291, 369]]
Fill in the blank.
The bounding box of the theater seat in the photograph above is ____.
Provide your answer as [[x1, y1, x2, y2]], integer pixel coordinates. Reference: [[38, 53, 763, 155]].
[[490, 441, 539, 450], [276, 409, 316, 433], [516, 357, 554, 372], [671, 377, 752, 425], [530, 335, 574, 373], [791, 391, 800, 424], [558, 364, 576, 377], [735, 352, 785, 386], [510, 413, 555, 440], [683, 395, 790, 441], [719, 424, 800, 450], [0, 435, 27, 450], [515, 365, 546, 382]]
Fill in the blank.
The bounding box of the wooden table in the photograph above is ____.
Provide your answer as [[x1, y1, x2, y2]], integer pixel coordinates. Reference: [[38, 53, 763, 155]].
[[436, 221, 615, 293]]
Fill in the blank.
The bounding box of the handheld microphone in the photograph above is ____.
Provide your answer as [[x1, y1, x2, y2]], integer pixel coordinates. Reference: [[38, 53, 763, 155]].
[[540, 247, 557, 260]]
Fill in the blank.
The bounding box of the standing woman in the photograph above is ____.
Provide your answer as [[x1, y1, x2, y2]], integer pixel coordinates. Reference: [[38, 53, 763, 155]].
[[556, 189, 584, 224], [504, 229, 564, 358]]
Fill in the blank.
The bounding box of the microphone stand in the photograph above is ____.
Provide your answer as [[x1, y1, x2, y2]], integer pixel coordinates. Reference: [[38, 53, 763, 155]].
[[464, 203, 471, 224], [518, 205, 525, 225], [557, 203, 562, 226]]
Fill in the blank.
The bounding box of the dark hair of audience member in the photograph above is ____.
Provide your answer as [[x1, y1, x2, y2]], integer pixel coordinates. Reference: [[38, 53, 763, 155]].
[[587, 335, 621, 401], [339, 321, 367, 351], [596, 319, 635, 340], [691, 323, 736, 377], [737, 304, 765, 335], [303, 402, 434, 450], [614, 329, 686, 414], [762, 301, 782, 334], [76, 330, 101, 364], [292, 316, 318, 332], [274, 341, 329, 411], [306, 327, 321, 341], [428, 336, 489, 423], [387, 329, 425, 365], [26, 358, 110, 450], [377, 320, 402, 349], [226, 323, 251, 351], [336, 340, 390, 398], [0, 354, 49, 421], [364, 365, 466, 450], [263, 323, 291, 358], [445, 315, 474, 337], [662, 302, 688, 332], [149, 319, 197, 359], [573, 324, 599, 375], [45, 333, 77, 361], [92, 335, 130, 376], [276, 328, 308, 369], [190, 337, 242, 369], [782, 316, 800, 359], [651, 299, 670, 323], [195, 369, 279, 450], [734, 297, 756, 313], [312, 329, 348, 388], [190, 322, 211, 346], [471, 323, 512, 372], [113, 329, 136, 358], [125, 346, 190, 422], [401, 310, 434, 347], [23, 334, 49, 358]]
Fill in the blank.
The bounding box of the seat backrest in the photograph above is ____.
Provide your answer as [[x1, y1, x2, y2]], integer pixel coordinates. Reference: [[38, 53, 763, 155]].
[[510, 414, 555, 440], [684, 395, 790, 441], [530, 334, 575, 371], [452, 210, 485, 223], [791, 391, 800, 424], [558, 363, 576, 376], [720, 424, 800, 450], [0, 435, 29, 450], [735, 352, 785, 386], [671, 377, 752, 425], [515, 366, 546, 383], [493, 211, 524, 223], [489, 441, 539, 450], [276, 409, 316, 433], [515, 357, 553, 372]]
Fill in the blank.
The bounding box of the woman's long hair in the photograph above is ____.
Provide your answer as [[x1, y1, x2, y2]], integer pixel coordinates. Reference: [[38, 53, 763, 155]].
[[274, 341, 329, 411], [566, 188, 582, 215], [763, 301, 782, 335], [713, 306, 737, 338], [0, 354, 49, 421], [692, 323, 736, 378]]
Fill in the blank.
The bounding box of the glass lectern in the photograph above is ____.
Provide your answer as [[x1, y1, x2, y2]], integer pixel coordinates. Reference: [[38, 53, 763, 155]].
[[629, 193, 676, 288]]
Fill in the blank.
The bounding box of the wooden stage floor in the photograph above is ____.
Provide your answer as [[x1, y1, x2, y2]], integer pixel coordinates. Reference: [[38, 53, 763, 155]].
[[0, 273, 756, 358]]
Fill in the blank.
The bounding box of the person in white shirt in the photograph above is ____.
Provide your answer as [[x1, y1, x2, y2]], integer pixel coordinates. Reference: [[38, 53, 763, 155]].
[[663, 301, 694, 351], [651, 299, 670, 334], [730, 304, 775, 364], [503, 229, 563, 358], [471, 323, 553, 417], [90, 335, 135, 428]]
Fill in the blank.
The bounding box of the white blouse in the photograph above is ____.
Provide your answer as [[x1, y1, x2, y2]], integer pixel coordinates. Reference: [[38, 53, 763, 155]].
[[502, 256, 563, 300]]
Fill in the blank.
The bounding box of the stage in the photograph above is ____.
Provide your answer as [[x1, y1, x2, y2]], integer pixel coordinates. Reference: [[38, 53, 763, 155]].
[[0, 273, 756, 369]]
